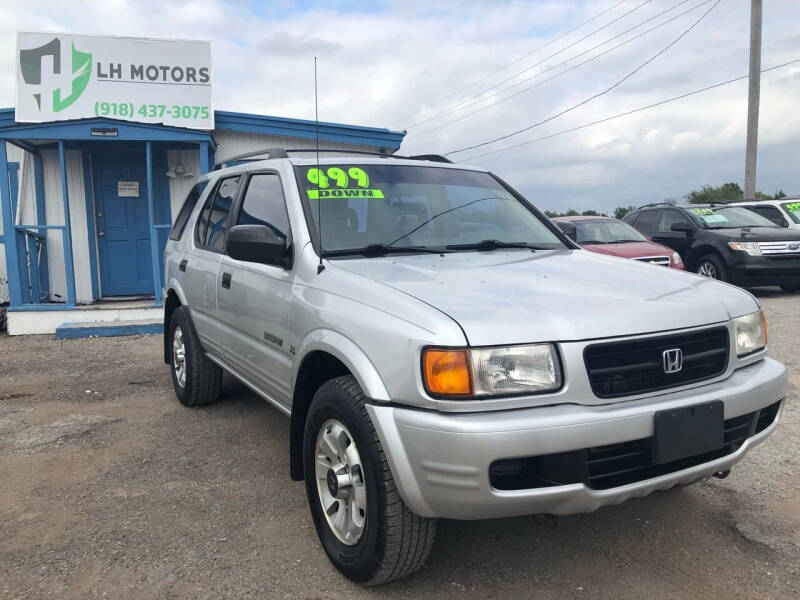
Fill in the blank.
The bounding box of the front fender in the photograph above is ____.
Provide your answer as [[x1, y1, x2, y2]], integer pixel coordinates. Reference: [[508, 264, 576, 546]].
[[293, 328, 391, 402]]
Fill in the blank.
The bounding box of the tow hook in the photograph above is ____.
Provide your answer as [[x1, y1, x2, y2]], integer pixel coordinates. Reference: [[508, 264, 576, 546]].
[[713, 470, 730, 479]]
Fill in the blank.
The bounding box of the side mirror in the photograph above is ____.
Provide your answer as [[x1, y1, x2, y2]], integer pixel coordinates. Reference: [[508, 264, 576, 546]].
[[671, 222, 694, 234], [556, 222, 577, 241], [226, 224, 291, 268]]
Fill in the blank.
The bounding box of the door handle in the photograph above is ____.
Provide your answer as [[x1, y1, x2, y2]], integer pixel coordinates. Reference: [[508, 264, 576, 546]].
[[98, 231, 105, 237], [221, 272, 232, 289], [179, 259, 187, 272]]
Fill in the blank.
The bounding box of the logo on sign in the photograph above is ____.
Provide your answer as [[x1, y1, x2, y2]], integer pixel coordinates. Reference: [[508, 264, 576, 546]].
[[663, 348, 683, 374], [19, 38, 92, 112]]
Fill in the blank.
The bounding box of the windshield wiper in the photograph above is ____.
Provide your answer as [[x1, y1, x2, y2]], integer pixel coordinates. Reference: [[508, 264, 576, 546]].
[[607, 239, 642, 244], [578, 239, 606, 245], [445, 239, 549, 251], [322, 244, 449, 258]]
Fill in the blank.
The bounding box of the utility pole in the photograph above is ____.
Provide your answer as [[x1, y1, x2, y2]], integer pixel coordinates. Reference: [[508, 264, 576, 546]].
[[744, 0, 762, 200]]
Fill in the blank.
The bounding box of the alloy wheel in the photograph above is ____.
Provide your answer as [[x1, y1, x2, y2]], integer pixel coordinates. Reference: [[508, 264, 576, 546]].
[[172, 326, 186, 387], [698, 262, 718, 279], [314, 419, 367, 545]]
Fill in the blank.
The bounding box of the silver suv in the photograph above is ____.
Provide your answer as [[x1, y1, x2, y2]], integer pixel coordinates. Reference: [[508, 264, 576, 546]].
[[163, 152, 787, 584]]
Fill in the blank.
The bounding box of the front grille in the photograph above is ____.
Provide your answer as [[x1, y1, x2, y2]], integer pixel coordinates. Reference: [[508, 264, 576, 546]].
[[633, 255, 670, 267], [584, 327, 729, 398], [489, 400, 781, 491], [758, 241, 800, 256]]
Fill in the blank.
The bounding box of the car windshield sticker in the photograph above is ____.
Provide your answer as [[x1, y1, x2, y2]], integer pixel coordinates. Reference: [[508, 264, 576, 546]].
[[305, 167, 385, 199], [688, 208, 728, 223], [785, 202, 800, 214]]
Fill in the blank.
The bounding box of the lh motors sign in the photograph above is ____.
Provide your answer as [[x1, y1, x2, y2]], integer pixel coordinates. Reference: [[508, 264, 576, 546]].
[[16, 32, 213, 129]]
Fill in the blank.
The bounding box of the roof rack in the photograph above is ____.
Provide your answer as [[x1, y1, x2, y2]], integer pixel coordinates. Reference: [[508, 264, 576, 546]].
[[636, 202, 676, 209], [213, 147, 452, 170]]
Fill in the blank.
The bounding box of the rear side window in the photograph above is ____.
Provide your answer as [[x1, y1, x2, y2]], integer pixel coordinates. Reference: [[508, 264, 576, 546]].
[[237, 173, 292, 242], [634, 210, 661, 232], [170, 182, 207, 241], [195, 176, 241, 251]]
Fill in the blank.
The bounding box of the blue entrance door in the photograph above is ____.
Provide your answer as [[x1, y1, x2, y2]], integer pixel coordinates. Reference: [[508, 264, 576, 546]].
[[92, 150, 161, 296]]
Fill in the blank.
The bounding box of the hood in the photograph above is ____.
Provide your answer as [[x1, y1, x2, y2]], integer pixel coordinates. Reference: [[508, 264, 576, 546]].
[[582, 241, 673, 259], [708, 226, 800, 241], [331, 249, 758, 346]]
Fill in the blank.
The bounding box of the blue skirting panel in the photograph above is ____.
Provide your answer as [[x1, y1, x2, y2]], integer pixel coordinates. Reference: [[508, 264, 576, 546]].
[[56, 320, 162, 339]]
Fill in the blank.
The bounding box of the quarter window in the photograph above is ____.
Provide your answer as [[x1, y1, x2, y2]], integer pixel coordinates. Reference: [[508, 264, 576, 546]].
[[170, 181, 207, 241], [195, 176, 241, 251], [237, 174, 292, 243]]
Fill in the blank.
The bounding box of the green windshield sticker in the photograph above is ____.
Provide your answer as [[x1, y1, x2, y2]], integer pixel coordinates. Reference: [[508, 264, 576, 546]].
[[307, 188, 384, 199], [785, 202, 800, 212], [305, 166, 382, 199], [688, 208, 715, 215]]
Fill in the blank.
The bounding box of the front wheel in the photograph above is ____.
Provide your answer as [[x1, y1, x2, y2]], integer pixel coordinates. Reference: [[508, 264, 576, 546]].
[[695, 254, 727, 282], [303, 376, 436, 585]]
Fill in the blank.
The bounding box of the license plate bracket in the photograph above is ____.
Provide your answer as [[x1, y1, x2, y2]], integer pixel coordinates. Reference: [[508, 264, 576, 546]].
[[652, 401, 724, 464]]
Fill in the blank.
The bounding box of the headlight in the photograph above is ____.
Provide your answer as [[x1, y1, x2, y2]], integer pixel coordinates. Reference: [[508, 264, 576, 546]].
[[728, 241, 761, 256], [422, 344, 562, 398], [672, 252, 683, 266], [734, 310, 767, 356]]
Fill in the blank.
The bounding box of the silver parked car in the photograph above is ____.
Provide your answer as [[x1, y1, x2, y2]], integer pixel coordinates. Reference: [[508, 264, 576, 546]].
[[163, 151, 787, 584]]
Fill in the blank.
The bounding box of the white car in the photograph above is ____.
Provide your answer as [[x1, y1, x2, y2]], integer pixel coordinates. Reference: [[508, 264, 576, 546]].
[[731, 199, 800, 230]]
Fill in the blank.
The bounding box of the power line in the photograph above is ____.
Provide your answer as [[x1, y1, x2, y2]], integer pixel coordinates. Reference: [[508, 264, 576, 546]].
[[395, 0, 642, 125], [458, 60, 799, 162], [445, 0, 723, 156], [408, 0, 713, 135], [409, 0, 713, 138]]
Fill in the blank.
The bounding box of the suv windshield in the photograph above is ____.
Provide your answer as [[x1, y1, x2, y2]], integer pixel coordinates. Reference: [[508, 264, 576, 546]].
[[782, 201, 800, 224], [572, 219, 647, 244], [295, 164, 565, 255], [686, 206, 775, 229]]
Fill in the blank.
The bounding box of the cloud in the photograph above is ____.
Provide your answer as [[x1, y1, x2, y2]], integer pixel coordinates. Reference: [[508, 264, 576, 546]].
[[257, 32, 342, 57], [0, 0, 797, 212]]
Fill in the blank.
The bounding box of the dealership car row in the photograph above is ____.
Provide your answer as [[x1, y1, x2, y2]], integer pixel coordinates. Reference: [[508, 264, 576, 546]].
[[556, 201, 800, 292]]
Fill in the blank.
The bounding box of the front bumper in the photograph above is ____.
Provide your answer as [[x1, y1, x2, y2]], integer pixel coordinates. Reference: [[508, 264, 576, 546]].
[[729, 256, 800, 286], [368, 357, 786, 520]]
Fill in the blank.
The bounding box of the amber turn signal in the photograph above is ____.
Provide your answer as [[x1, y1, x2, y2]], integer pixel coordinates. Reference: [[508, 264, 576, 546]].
[[423, 348, 473, 397], [761, 310, 768, 345]]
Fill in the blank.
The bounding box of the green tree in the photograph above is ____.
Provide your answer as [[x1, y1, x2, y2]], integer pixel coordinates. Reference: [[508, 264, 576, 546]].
[[686, 182, 743, 204], [614, 205, 637, 220], [774, 189, 787, 199]]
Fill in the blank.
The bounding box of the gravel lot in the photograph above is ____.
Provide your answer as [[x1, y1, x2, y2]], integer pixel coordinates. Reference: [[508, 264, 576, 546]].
[[1, 289, 798, 599]]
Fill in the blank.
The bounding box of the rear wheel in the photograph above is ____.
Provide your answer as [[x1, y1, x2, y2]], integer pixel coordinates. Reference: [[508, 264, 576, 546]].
[[696, 254, 727, 282], [303, 375, 436, 585], [169, 306, 222, 406]]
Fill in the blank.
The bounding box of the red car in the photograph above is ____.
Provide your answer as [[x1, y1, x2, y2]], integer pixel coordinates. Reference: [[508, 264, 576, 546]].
[[554, 215, 684, 269]]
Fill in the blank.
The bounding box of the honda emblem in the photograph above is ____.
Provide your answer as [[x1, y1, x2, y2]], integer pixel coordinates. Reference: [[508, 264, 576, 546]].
[[663, 348, 683, 374]]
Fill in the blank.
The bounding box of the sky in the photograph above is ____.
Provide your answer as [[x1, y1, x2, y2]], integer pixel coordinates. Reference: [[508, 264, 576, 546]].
[[1, 0, 798, 214]]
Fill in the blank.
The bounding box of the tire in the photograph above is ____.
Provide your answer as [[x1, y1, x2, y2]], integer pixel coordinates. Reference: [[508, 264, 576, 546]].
[[695, 254, 727, 282], [168, 306, 222, 407], [303, 375, 436, 585], [781, 285, 800, 293]]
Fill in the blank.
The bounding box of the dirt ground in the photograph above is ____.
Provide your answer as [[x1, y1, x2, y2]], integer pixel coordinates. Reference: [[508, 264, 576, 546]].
[[1, 289, 798, 600]]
